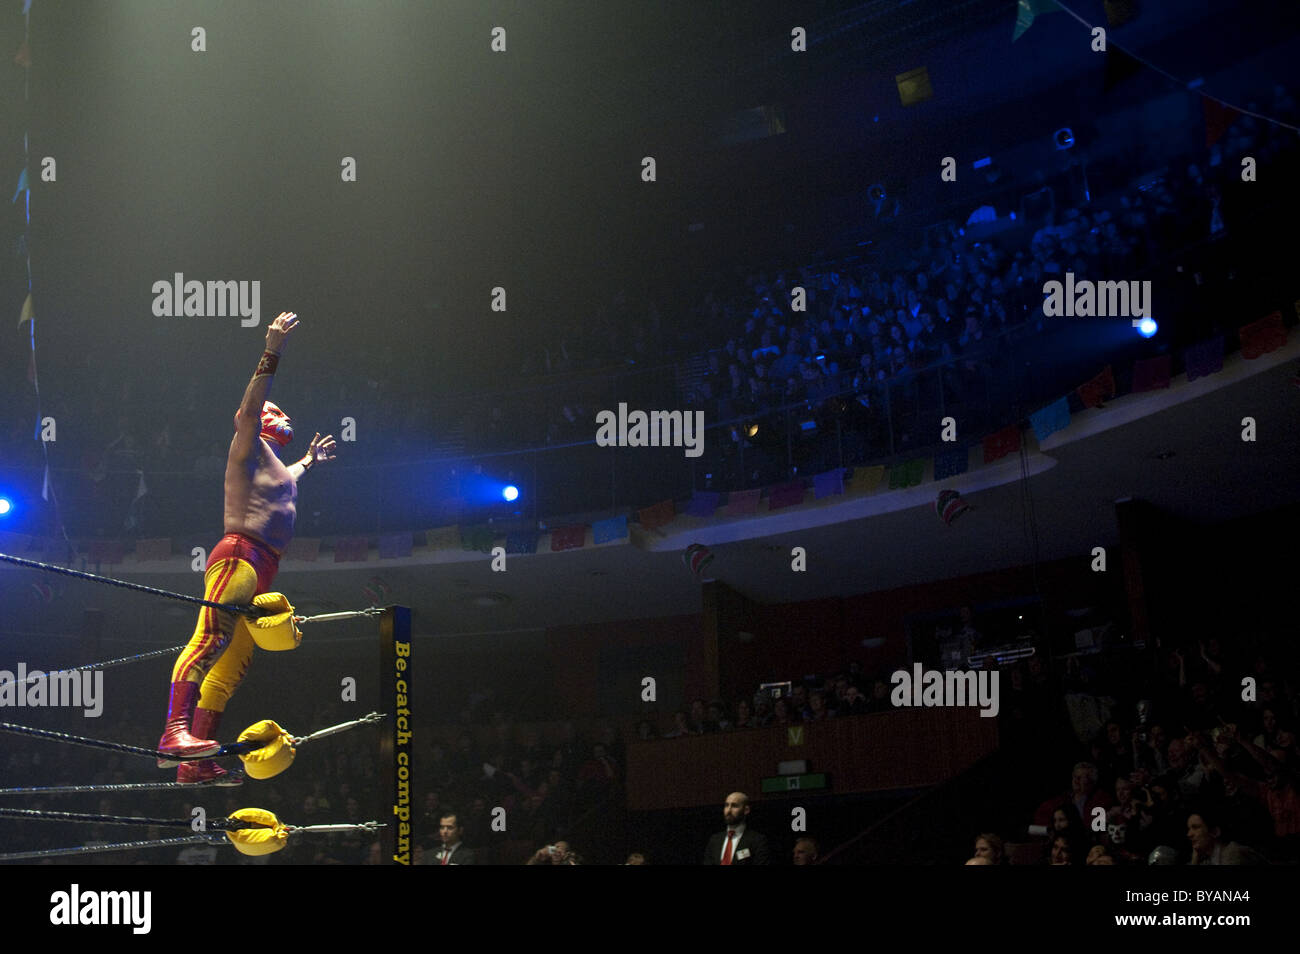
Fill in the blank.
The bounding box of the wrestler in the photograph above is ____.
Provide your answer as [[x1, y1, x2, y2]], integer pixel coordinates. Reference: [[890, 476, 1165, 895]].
[[156, 311, 337, 784]]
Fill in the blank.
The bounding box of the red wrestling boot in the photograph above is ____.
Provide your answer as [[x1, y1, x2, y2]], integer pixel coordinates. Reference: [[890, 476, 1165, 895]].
[[177, 706, 243, 786], [156, 681, 220, 767]]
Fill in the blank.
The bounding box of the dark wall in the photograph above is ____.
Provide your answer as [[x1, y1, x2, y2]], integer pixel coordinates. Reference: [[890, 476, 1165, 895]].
[[545, 613, 704, 719], [529, 551, 1122, 721], [717, 554, 1121, 705]]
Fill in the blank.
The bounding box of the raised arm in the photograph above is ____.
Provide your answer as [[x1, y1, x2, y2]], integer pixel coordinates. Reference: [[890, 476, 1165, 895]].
[[232, 312, 298, 458]]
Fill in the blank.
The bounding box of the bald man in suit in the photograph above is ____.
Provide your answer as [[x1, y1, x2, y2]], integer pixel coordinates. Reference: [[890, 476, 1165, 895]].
[[704, 791, 772, 865]]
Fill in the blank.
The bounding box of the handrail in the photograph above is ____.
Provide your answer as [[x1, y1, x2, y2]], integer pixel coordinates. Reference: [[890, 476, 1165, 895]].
[[819, 749, 1009, 864]]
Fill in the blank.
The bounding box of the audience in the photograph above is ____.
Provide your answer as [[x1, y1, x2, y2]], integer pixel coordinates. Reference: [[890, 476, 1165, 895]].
[[11, 84, 1296, 541]]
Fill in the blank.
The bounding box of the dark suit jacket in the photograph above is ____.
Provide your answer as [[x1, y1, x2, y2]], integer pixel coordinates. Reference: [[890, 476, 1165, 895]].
[[432, 843, 478, 866], [703, 828, 771, 865]]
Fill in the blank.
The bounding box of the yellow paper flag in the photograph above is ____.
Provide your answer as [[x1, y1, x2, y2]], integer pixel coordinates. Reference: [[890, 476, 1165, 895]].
[[425, 525, 461, 551], [849, 465, 886, 494], [17, 293, 34, 328]]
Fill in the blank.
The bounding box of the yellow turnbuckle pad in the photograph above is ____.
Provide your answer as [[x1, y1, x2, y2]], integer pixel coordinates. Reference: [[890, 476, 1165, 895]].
[[225, 807, 289, 856], [236, 592, 302, 652], [237, 720, 296, 779]]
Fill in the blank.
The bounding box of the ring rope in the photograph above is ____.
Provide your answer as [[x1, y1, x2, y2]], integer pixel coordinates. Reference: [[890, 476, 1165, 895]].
[[0, 834, 222, 862], [10, 645, 187, 689], [7, 609, 381, 692], [0, 779, 228, 796], [0, 710, 384, 764], [0, 720, 267, 762], [0, 806, 264, 830], [0, 551, 260, 617], [0, 820, 386, 862]]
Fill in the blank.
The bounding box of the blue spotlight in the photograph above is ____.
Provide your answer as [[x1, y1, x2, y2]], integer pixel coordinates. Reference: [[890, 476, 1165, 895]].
[[502, 485, 519, 503], [1136, 317, 1158, 338], [0, 497, 11, 516]]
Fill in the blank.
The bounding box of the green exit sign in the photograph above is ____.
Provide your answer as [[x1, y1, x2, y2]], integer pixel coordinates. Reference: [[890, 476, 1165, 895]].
[[760, 773, 828, 794]]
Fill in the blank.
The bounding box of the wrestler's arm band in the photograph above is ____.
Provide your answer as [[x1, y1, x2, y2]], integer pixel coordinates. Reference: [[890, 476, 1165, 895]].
[[255, 350, 280, 377]]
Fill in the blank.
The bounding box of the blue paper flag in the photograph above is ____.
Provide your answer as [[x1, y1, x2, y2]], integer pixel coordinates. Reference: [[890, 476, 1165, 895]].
[[592, 514, 628, 544], [686, 490, 721, 517], [933, 447, 969, 480], [1029, 396, 1070, 441], [813, 468, 845, 499], [505, 531, 539, 554], [378, 532, 412, 560]]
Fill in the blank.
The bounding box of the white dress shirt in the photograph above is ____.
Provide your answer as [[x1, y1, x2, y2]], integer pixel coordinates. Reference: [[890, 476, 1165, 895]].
[[720, 823, 746, 862]]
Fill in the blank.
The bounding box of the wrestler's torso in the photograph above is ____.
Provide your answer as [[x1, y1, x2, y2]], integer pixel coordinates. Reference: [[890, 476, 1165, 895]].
[[223, 436, 297, 554]]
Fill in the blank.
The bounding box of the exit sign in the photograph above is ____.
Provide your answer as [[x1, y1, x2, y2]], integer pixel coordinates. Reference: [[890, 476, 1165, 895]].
[[760, 773, 828, 794]]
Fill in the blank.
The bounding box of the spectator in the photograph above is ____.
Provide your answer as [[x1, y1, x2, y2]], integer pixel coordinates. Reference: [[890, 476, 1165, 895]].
[[1033, 762, 1113, 828], [841, 685, 868, 716], [1050, 804, 1089, 847], [973, 832, 1004, 865], [789, 684, 809, 715], [526, 840, 581, 865], [428, 816, 480, 868], [792, 838, 820, 865], [690, 699, 710, 733], [1186, 808, 1267, 865], [1086, 845, 1114, 866], [1093, 720, 1135, 784], [865, 679, 892, 713], [664, 709, 697, 738], [734, 699, 756, 729], [708, 701, 732, 731], [704, 792, 772, 865], [1161, 737, 1210, 801], [1048, 833, 1080, 866], [807, 691, 834, 721], [772, 697, 799, 726]]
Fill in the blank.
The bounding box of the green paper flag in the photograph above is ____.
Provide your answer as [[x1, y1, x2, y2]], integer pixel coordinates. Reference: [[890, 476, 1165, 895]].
[[1013, 0, 1061, 42], [895, 67, 933, 107]]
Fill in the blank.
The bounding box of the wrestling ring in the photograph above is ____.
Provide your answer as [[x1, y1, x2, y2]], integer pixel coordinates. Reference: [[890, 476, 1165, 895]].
[[0, 550, 398, 862]]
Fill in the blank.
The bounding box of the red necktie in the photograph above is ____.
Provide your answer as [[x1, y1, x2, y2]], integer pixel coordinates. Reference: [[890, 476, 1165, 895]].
[[722, 831, 735, 865], [441, 849, 449, 865]]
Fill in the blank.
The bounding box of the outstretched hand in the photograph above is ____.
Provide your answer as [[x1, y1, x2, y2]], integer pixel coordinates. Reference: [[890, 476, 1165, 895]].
[[308, 433, 337, 465], [266, 312, 299, 354]]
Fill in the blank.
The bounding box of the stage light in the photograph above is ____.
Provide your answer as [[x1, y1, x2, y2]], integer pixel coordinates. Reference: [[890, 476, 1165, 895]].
[[1054, 127, 1075, 150], [502, 485, 519, 502], [1136, 317, 1157, 338], [0, 498, 11, 516]]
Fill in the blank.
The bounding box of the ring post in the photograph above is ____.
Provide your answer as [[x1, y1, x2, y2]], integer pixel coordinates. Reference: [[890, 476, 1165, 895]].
[[379, 605, 413, 864]]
